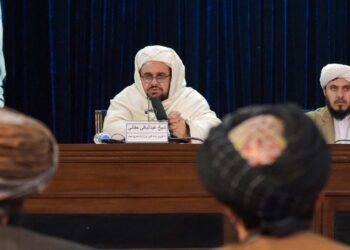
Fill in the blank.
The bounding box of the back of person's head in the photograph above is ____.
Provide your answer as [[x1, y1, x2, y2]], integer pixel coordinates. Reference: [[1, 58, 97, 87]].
[[197, 103, 330, 237], [0, 108, 57, 211]]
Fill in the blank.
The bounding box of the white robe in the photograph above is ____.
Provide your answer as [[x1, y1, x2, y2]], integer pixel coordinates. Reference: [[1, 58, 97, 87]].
[[103, 46, 221, 142]]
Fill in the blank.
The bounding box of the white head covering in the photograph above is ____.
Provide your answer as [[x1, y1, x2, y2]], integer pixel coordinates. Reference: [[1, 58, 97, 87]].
[[135, 45, 175, 69], [133, 45, 186, 99], [320, 63, 350, 88]]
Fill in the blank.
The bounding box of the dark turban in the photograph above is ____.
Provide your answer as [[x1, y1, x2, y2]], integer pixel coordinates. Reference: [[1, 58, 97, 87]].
[[197, 103, 330, 236]]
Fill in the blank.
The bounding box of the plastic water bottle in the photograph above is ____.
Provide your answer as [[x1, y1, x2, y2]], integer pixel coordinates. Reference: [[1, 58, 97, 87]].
[[93, 132, 110, 144]]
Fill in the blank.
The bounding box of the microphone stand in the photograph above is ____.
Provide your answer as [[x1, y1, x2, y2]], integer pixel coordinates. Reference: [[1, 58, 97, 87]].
[[147, 96, 150, 121]]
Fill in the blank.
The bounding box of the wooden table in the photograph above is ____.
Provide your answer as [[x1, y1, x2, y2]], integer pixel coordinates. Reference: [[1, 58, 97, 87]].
[[24, 144, 221, 214], [21, 144, 350, 247]]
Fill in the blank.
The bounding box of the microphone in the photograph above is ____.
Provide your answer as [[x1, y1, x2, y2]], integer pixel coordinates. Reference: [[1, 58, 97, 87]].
[[93, 132, 111, 144], [149, 97, 192, 143], [93, 132, 125, 144], [149, 97, 168, 120], [149, 96, 177, 141]]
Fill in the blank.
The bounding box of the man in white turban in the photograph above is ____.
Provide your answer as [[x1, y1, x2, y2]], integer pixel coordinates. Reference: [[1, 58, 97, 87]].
[[103, 45, 221, 142], [307, 63, 350, 143]]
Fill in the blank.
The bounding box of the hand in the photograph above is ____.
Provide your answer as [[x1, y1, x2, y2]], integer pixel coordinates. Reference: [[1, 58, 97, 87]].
[[167, 111, 190, 138]]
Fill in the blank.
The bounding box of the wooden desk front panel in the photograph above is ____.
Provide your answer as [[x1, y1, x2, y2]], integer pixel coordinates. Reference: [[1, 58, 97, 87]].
[[23, 144, 350, 242], [24, 144, 222, 214], [321, 145, 350, 240]]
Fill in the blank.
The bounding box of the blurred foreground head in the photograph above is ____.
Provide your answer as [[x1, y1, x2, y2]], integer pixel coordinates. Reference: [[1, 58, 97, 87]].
[[197, 103, 330, 236], [0, 108, 57, 202]]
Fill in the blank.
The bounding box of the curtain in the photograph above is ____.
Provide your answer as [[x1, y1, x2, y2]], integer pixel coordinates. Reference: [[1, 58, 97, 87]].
[[0, 2, 5, 107], [2, 0, 350, 143]]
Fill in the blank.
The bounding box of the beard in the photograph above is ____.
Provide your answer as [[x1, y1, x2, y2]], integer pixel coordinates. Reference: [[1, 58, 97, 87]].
[[325, 97, 350, 120], [147, 88, 168, 101]]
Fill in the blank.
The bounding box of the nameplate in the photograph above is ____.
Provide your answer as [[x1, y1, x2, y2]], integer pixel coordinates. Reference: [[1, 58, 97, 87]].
[[125, 121, 168, 143]]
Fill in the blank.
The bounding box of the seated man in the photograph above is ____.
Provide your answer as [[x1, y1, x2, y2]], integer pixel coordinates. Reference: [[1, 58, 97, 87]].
[[0, 108, 93, 249], [307, 63, 350, 143], [103, 45, 221, 142], [197, 103, 349, 249]]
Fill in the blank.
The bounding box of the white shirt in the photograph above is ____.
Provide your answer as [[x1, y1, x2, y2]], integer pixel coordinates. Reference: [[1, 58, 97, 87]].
[[333, 115, 350, 143]]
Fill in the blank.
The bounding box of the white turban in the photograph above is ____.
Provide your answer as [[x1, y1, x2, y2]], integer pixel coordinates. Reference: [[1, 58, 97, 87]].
[[135, 45, 177, 70], [320, 63, 350, 88]]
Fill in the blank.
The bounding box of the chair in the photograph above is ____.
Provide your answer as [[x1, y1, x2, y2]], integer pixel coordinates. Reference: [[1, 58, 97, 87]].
[[94, 109, 107, 134]]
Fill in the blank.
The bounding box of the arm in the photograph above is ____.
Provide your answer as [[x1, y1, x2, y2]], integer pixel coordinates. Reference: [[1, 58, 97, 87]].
[[167, 89, 221, 142], [168, 111, 190, 138], [103, 85, 149, 139], [102, 100, 131, 139]]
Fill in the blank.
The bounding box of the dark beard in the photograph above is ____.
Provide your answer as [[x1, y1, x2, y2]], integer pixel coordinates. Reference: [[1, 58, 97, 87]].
[[325, 97, 350, 120], [147, 88, 168, 101], [159, 94, 168, 101]]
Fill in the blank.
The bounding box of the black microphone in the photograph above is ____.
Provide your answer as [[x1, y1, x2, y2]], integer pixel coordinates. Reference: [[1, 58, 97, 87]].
[[149, 97, 168, 121], [149, 96, 177, 141], [149, 97, 191, 143]]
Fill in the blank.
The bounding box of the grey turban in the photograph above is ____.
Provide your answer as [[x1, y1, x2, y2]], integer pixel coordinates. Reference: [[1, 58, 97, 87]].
[[197, 103, 330, 236]]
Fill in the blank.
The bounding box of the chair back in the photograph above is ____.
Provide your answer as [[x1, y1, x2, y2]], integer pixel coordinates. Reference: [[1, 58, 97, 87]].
[[94, 109, 107, 134]]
